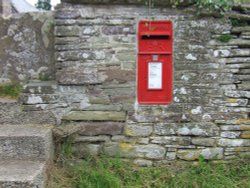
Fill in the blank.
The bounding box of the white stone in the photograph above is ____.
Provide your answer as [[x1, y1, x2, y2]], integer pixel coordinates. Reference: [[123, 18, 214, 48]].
[[185, 54, 197, 60], [181, 75, 189, 81], [82, 53, 90, 59], [191, 127, 204, 136], [200, 148, 223, 159], [83, 27, 95, 34], [221, 131, 240, 139], [218, 139, 245, 147], [213, 49, 230, 57], [191, 106, 202, 114], [174, 97, 180, 102], [177, 127, 190, 135], [136, 145, 166, 159], [182, 114, 187, 120], [202, 113, 212, 121], [94, 51, 105, 60], [166, 152, 176, 160], [27, 95, 43, 104], [179, 87, 187, 94], [80, 97, 91, 109]]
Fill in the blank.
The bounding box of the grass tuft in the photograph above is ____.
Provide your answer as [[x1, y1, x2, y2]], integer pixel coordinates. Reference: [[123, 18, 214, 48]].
[[0, 82, 22, 98], [47, 155, 250, 188]]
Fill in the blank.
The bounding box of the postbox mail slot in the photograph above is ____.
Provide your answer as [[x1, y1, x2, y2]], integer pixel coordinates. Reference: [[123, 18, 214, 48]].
[[140, 31, 171, 37], [141, 35, 169, 40]]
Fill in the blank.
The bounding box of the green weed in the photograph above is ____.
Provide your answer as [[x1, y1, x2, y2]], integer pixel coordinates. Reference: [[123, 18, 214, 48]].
[[216, 34, 233, 43], [39, 73, 51, 81], [0, 82, 22, 98], [231, 18, 249, 27], [61, 141, 74, 159]]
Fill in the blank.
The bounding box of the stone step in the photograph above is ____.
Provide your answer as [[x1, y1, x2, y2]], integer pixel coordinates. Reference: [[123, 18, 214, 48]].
[[0, 99, 23, 125], [0, 160, 46, 188], [23, 81, 57, 94], [0, 125, 54, 161]]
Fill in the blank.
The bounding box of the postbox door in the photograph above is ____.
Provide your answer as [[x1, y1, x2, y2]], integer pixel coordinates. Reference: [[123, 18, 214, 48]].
[[138, 54, 172, 104]]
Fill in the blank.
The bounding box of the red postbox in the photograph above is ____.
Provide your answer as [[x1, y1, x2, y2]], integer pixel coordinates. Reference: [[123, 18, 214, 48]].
[[138, 20, 173, 104]]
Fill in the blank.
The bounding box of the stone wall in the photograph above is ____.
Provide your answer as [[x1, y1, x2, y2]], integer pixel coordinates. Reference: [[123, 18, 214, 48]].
[[1, 1, 250, 166], [0, 12, 55, 83]]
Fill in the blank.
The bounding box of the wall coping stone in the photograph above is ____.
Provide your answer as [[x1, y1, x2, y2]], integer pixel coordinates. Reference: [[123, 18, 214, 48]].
[[61, 0, 195, 7]]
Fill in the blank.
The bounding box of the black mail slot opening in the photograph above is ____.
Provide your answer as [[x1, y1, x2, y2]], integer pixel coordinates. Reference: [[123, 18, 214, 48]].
[[141, 35, 169, 40]]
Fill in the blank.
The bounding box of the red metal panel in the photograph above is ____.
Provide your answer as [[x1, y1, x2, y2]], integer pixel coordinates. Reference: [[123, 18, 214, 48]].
[[138, 20, 173, 104], [138, 20, 172, 54]]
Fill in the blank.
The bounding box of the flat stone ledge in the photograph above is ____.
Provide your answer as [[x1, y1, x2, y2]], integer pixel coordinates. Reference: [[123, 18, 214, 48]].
[[62, 111, 127, 121], [61, 0, 195, 6], [0, 160, 46, 188], [77, 122, 124, 135]]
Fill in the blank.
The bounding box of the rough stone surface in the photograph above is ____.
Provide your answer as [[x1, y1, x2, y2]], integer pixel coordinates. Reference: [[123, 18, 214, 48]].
[[177, 148, 223, 161], [0, 124, 54, 161], [0, 12, 55, 82], [62, 111, 126, 121], [0, 124, 54, 188], [241, 131, 250, 139], [133, 159, 153, 167], [154, 123, 219, 136], [77, 122, 124, 136], [219, 139, 250, 147], [72, 143, 102, 158], [104, 143, 166, 159], [0, 160, 46, 188], [124, 124, 153, 137], [61, 0, 195, 6], [74, 135, 110, 143], [191, 138, 216, 146], [150, 136, 191, 146]]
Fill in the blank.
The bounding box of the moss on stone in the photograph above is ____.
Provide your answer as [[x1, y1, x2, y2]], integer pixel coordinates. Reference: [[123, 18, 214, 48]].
[[216, 34, 233, 43]]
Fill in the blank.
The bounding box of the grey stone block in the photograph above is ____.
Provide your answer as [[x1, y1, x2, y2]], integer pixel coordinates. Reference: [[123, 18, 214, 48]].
[[62, 111, 126, 121], [23, 81, 57, 94], [0, 125, 54, 161], [0, 160, 46, 188], [124, 124, 153, 137], [77, 122, 124, 136], [154, 123, 219, 137], [177, 148, 223, 161]]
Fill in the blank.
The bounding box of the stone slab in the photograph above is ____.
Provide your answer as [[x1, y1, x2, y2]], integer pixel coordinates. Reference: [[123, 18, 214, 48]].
[[77, 122, 124, 136], [0, 125, 54, 161], [177, 148, 223, 161], [61, 0, 194, 6], [23, 81, 57, 94], [0, 160, 46, 188], [62, 111, 126, 121]]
